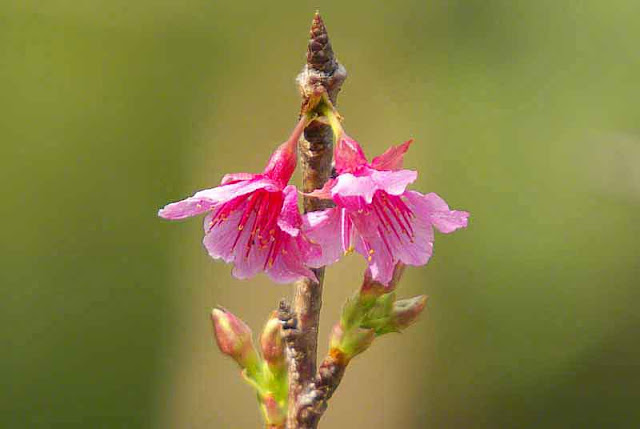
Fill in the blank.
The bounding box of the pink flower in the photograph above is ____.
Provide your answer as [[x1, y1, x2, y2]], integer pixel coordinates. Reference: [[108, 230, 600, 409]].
[[304, 132, 469, 285], [159, 117, 320, 284]]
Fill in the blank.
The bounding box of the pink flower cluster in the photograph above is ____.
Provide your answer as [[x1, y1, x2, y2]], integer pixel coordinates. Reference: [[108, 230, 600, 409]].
[[159, 114, 468, 285]]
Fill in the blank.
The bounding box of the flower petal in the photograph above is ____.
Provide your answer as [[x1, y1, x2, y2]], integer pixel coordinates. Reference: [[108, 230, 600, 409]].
[[371, 139, 413, 171], [194, 177, 281, 204], [303, 208, 342, 268], [231, 233, 270, 280], [203, 211, 244, 262], [405, 191, 469, 233], [345, 193, 436, 284], [221, 172, 258, 185], [159, 177, 279, 220], [370, 169, 418, 196], [266, 237, 319, 284], [331, 168, 417, 209], [334, 134, 368, 173], [353, 232, 396, 286], [277, 185, 302, 237], [304, 178, 337, 200], [158, 198, 217, 220]]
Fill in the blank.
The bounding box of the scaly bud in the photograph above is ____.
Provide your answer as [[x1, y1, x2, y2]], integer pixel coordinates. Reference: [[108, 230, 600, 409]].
[[210, 307, 259, 373], [260, 311, 286, 372], [392, 295, 428, 330]]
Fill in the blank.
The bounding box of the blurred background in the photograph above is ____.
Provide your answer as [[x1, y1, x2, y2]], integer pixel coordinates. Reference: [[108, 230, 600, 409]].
[[2, 0, 639, 427]]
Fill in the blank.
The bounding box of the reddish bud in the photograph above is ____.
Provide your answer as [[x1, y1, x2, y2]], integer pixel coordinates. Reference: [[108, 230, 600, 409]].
[[210, 307, 259, 371]]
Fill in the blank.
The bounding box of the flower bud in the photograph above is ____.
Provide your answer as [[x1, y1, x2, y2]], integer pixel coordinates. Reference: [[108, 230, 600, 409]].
[[329, 323, 375, 361], [210, 307, 259, 371], [392, 295, 428, 330], [260, 311, 286, 371]]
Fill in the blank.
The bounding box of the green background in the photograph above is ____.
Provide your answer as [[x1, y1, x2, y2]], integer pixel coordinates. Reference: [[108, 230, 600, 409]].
[[2, 1, 639, 427]]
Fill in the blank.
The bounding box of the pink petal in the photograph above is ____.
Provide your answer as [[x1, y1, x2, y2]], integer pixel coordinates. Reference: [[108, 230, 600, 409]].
[[231, 234, 270, 280], [371, 139, 414, 171], [221, 172, 257, 185], [276, 185, 302, 237], [158, 198, 217, 220], [305, 178, 337, 200], [370, 169, 418, 196], [354, 231, 396, 285], [334, 134, 368, 173], [340, 209, 354, 253], [266, 237, 318, 284], [302, 208, 342, 268], [194, 177, 280, 203], [331, 168, 417, 209], [202, 211, 244, 262], [345, 193, 435, 284], [405, 191, 469, 233], [159, 177, 279, 220]]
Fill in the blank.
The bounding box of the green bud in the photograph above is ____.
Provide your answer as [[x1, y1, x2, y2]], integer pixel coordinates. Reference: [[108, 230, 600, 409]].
[[259, 393, 286, 428], [329, 323, 375, 360], [392, 295, 428, 330]]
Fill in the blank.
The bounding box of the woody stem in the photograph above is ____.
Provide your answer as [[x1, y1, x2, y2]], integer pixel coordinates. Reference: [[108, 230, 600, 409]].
[[286, 12, 347, 429]]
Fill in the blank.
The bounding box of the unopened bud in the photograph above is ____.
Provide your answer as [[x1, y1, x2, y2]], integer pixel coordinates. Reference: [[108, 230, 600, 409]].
[[210, 307, 259, 371], [392, 295, 428, 330], [260, 311, 286, 371], [329, 323, 375, 361]]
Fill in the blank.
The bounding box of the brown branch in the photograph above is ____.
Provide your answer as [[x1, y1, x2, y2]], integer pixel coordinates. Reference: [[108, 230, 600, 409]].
[[286, 12, 347, 429], [294, 349, 348, 427]]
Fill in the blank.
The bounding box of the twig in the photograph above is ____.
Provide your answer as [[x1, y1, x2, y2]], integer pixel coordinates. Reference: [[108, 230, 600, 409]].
[[295, 350, 348, 426], [286, 12, 347, 429]]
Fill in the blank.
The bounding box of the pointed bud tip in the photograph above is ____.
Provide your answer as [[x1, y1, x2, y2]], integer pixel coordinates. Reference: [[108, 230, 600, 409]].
[[393, 295, 429, 330], [307, 11, 335, 73], [210, 307, 257, 368], [260, 312, 286, 368]]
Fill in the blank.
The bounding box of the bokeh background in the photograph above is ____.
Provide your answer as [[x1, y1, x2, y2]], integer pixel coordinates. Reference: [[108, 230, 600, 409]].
[[3, 1, 639, 427]]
